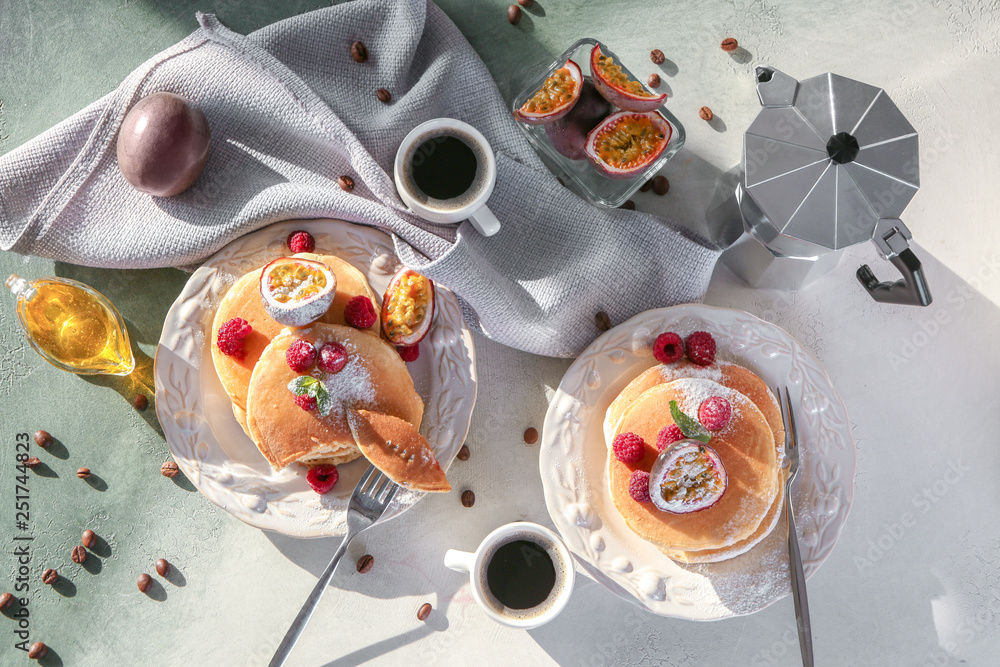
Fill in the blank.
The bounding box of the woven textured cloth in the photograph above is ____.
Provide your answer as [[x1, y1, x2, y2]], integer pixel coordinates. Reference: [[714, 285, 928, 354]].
[[0, 0, 720, 357]]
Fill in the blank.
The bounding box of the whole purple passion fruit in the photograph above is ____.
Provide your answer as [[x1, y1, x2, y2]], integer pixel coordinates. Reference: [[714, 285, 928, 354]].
[[545, 79, 612, 161], [117, 92, 210, 197]]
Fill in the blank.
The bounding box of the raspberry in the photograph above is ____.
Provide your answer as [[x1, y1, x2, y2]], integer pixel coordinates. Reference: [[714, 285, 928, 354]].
[[294, 394, 317, 411], [344, 295, 377, 329], [318, 342, 348, 374], [612, 432, 646, 464], [628, 470, 651, 503], [699, 396, 732, 431], [286, 230, 315, 254], [685, 331, 716, 366], [397, 344, 419, 362], [285, 339, 317, 372], [652, 332, 684, 364], [306, 464, 339, 494], [217, 317, 253, 359], [656, 424, 685, 451]]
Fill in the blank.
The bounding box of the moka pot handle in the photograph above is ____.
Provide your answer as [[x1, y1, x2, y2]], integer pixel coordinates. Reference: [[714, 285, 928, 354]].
[[856, 219, 932, 306]]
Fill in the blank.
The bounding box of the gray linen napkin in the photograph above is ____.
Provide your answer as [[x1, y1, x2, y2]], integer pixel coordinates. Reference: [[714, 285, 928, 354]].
[[0, 0, 720, 357]]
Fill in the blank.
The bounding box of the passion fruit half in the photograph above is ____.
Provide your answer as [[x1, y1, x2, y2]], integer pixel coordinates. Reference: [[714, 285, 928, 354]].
[[514, 59, 584, 125], [381, 268, 435, 345], [585, 111, 672, 179], [648, 440, 727, 515], [259, 257, 337, 327], [590, 44, 667, 113]]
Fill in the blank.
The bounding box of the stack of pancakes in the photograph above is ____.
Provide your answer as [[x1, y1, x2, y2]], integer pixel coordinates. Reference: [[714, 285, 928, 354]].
[[210, 252, 423, 471], [604, 360, 786, 564]]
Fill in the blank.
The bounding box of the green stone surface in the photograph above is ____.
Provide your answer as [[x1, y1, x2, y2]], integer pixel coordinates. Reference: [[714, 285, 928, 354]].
[[5, 1, 1000, 665]]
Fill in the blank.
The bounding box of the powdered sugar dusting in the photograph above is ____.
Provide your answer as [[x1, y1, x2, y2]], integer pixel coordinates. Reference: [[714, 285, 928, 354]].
[[313, 338, 375, 423], [667, 378, 755, 443]]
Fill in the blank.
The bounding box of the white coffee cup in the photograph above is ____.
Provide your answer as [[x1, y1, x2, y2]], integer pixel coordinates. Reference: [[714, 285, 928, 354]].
[[393, 118, 501, 237], [443, 522, 575, 629]]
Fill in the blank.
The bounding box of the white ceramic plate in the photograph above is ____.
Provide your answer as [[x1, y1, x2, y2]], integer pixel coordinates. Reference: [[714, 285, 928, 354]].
[[154, 219, 476, 537], [539, 304, 855, 620]]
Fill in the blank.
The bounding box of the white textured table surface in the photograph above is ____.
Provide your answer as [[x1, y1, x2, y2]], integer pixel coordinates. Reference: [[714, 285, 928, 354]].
[[2, 1, 1000, 665]]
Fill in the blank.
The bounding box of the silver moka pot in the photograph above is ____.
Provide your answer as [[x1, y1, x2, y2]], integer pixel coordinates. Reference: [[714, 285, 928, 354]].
[[723, 67, 931, 306]]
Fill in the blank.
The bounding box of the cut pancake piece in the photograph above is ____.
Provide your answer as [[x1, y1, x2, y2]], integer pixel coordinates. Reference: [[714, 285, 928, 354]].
[[609, 378, 779, 553], [245, 323, 423, 470], [347, 409, 451, 493], [211, 253, 381, 432]]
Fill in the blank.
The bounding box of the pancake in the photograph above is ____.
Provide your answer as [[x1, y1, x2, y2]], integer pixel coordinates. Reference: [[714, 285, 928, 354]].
[[605, 360, 784, 454], [210, 253, 380, 431], [245, 323, 423, 470], [608, 378, 779, 553], [346, 409, 451, 492], [667, 468, 787, 563]]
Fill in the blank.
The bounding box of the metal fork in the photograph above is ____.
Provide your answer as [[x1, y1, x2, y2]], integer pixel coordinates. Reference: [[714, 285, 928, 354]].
[[776, 386, 814, 667], [268, 465, 398, 667]]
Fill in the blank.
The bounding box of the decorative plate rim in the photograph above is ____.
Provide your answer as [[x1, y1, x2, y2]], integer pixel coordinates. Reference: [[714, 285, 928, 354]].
[[154, 219, 477, 538], [539, 303, 856, 620]]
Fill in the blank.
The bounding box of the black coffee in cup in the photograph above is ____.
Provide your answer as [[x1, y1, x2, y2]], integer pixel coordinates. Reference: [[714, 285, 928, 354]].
[[480, 533, 566, 619], [402, 129, 489, 211]]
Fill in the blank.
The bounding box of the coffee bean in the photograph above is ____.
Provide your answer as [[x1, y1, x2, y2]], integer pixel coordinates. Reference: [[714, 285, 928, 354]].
[[161, 461, 180, 478], [595, 311, 612, 332], [461, 489, 475, 507], [28, 642, 47, 660], [620, 200, 636, 210], [456, 444, 470, 461], [350, 40, 368, 63], [647, 73, 661, 88], [639, 180, 653, 193], [376, 88, 392, 104], [721, 37, 739, 52], [0, 592, 14, 611], [417, 602, 432, 621], [356, 554, 374, 574], [523, 427, 539, 444], [42, 569, 58, 585], [133, 394, 148, 411], [82, 530, 96, 549], [652, 175, 670, 196], [338, 175, 355, 192], [33, 430, 52, 448], [155, 559, 170, 577], [650, 49, 665, 65], [24, 457, 41, 469], [137, 573, 152, 593], [71, 546, 87, 565], [507, 5, 522, 24], [699, 106, 714, 121], [77, 467, 91, 479], [518, 0, 534, 6]]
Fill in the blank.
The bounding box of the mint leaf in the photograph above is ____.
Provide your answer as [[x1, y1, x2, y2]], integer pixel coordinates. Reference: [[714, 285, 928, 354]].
[[315, 389, 336, 417], [668, 400, 712, 443], [288, 376, 320, 397]]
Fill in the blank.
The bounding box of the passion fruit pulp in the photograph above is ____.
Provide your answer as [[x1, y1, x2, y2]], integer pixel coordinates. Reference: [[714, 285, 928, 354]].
[[259, 257, 337, 327], [545, 79, 612, 161], [381, 268, 434, 345], [514, 60, 584, 125], [590, 44, 667, 113], [648, 440, 727, 515], [585, 111, 672, 179]]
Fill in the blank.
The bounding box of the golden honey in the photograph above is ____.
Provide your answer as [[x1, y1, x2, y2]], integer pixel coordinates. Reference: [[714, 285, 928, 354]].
[[5, 275, 135, 376]]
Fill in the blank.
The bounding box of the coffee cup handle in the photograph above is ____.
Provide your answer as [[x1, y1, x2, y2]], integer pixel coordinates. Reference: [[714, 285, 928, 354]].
[[468, 205, 501, 237], [444, 549, 475, 573]]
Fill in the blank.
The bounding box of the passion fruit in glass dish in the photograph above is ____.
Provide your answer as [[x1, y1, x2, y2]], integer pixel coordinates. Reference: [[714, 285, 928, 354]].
[[511, 38, 684, 208]]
